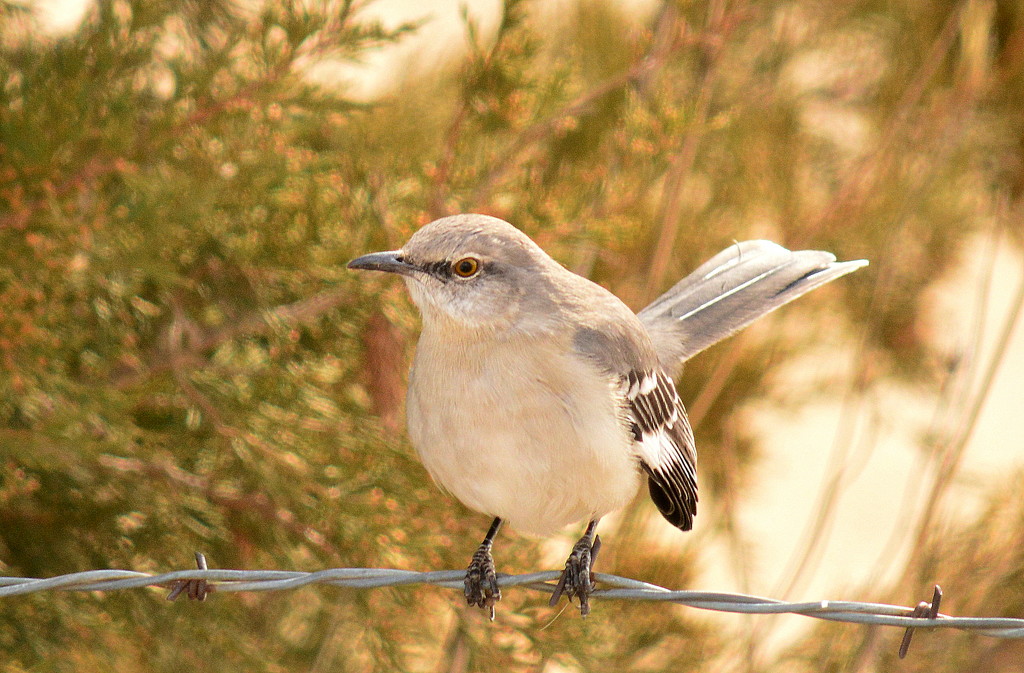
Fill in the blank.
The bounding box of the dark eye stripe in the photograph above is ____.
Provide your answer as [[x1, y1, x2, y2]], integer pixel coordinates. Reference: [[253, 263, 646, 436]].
[[417, 259, 487, 280], [423, 261, 453, 278]]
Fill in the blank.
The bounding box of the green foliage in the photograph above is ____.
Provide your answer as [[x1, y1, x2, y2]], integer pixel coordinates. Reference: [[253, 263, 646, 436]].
[[1, 0, 1021, 671]]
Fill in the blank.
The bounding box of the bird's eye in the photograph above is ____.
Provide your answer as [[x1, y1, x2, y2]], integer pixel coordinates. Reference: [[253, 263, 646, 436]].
[[452, 257, 480, 278]]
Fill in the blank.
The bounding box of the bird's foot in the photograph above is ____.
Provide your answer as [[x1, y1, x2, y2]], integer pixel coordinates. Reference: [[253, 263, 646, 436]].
[[549, 533, 602, 617], [465, 541, 501, 619]]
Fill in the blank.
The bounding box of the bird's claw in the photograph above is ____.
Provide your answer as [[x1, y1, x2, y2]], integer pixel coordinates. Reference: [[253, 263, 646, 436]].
[[465, 542, 501, 619], [549, 533, 601, 616]]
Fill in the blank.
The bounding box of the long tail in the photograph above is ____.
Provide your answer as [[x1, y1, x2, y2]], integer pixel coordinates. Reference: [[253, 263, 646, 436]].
[[638, 240, 868, 375]]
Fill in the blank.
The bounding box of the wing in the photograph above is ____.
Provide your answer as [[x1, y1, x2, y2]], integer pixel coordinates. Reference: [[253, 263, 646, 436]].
[[621, 370, 698, 531], [570, 316, 699, 531]]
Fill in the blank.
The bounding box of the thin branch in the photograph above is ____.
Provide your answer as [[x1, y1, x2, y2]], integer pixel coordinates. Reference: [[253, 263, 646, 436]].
[[643, 0, 730, 302], [904, 223, 1024, 582], [800, 0, 968, 242], [114, 286, 355, 388], [468, 2, 681, 209], [97, 455, 336, 557]]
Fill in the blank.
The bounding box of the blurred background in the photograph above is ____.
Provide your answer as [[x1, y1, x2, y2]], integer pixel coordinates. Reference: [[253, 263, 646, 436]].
[[2, 0, 1023, 671]]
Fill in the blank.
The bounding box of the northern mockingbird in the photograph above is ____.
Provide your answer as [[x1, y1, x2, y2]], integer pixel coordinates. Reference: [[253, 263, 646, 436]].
[[349, 214, 866, 617]]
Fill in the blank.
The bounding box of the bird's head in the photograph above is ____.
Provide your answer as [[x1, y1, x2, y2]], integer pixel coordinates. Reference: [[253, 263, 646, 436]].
[[348, 214, 559, 330]]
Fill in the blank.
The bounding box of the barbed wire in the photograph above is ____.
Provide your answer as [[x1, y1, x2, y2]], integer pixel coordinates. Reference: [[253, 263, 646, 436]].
[[3, 557, 1023, 656]]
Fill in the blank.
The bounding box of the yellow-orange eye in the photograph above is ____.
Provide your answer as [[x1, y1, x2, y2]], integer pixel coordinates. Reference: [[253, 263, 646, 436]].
[[452, 257, 480, 278]]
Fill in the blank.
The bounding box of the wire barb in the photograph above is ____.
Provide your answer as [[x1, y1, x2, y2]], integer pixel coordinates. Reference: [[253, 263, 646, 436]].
[[166, 552, 211, 602], [899, 584, 942, 659]]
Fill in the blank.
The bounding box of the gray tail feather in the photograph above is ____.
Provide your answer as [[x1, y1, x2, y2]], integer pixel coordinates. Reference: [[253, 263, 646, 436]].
[[638, 240, 868, 375]]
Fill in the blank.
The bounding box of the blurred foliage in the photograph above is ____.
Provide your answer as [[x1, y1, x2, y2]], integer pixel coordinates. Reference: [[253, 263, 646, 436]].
[[783, 467, 1024, 673], [1, 0, 1022, 671]]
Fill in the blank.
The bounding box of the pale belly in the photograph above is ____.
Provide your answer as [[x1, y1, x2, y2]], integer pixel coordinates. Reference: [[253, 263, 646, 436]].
[[405, 335, 641, 536]]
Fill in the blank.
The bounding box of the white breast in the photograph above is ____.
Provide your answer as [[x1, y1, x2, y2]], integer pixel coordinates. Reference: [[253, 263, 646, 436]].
[[405, 325, 640, 536]]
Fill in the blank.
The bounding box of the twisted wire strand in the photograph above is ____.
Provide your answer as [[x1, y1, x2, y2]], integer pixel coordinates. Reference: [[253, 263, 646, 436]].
[[2, 566, 1023, 638]]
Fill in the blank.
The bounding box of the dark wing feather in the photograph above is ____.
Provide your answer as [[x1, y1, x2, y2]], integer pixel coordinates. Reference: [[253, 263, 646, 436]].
[[622, 370, 698, 531]]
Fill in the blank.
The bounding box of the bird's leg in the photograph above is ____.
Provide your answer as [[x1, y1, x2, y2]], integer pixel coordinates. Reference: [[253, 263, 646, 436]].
[[465, 517, 502, 619], [549, 519, 601, 617]]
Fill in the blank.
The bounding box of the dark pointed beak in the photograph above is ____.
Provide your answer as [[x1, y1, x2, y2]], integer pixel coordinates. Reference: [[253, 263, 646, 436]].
[[347, 250, 417, 276]]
